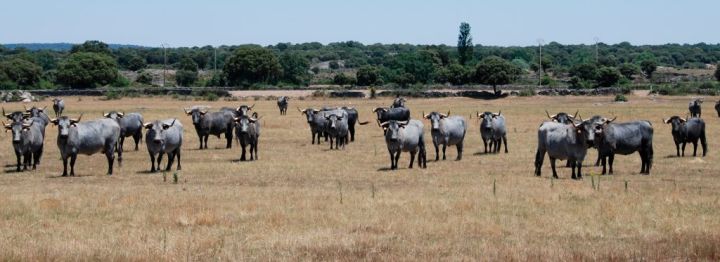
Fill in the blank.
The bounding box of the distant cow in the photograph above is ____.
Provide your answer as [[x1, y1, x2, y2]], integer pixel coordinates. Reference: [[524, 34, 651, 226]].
[[545, 110, 578, 124], [478, 111, 508, 154], [3, 107, 27, 123], [425, 111, 466, 160], [592, 118, 654, 175], [104, 111, 144, 151], [185, 107, 234, 149], [391, 96, 406, 108], [277, 96, 289, 115], [373, 107, 411, 134], [338, 107, 369, 142], [324, 111, 349, 150], [4, 119, 44, 171], [381, 120, 427, 170], [664, 116, 707, 157], [299, 108, 328, 144], [51, 115, 121, 176], [689, 99, 703, 118], [144, 118, 183, 172], [234, 113, 261, 161], [534, 121, 594, 180], [52, 98, 65, 117]]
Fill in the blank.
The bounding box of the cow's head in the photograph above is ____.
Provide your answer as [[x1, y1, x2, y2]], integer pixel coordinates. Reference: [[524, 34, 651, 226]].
[[236, 104, 255, 117], [185, 108, 208, 125], [50, 114, 82, 139], [478, 111, 501, 130], [103, 111, 124, 120], [585, 116, 615, 146], [392, 97, 406, 108], [234, 115, 258, 134], [381, 120, 408, 141], [373, 107, 388, 126], [52, 98, 63, 105], [298, 108, 320, 123], [325, 113, 343, 131], [424, 111, 449, 131], [144, 119, 176, 145], [663, 116, 686, 133], [4, 120, 32, 144], [25, 105, 47, 118], [546, 110, 577, 124], [3, 107, 28, 123]]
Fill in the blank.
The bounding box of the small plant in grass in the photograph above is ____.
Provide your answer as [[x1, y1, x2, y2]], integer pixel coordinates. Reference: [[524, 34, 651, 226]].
[[173, 172, 179, 184], [614, 94, 628, 102], [205, 93, 219, 101]]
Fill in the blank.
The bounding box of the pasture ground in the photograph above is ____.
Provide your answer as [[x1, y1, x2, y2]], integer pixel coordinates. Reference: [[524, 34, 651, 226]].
[[0, 95, 719, 260]]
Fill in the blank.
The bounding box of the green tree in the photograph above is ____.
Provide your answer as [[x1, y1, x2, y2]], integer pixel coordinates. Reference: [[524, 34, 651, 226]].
[[596, 66, 621, 87], [474, 56, 520, 94], [333, 73, 356, 86], [175, 56, 198, 86], [329, 61, 340, 70], [356, 65, 380, 86], [640, 60, 657, 79], [618, 63, 640, 80], [56, 52, 118, 88], [0, 58, 43, 87], [570, 63, 598, 81], [446, 63, 471, 85], [715, 64, 720, 82], [279, 52, 310, 85], [126, 55, 147, 71], [70, 40, 112, 55], [457, 22, 473, 65], [135, 70, 153, 85], [223, 46, 281, 86]]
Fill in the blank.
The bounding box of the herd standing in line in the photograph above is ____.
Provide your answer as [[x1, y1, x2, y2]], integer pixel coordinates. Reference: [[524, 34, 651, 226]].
[[1, 96, 716, 178]]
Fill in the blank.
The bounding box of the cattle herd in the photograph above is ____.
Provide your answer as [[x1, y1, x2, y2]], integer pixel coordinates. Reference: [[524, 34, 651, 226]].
[[1, 96, 718, 179]]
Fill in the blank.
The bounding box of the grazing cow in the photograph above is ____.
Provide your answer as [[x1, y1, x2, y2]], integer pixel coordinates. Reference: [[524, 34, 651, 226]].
[[277, 96, 289, 115], [144, 119, 183, 172], [4, 120, 44, 171], [3, 107, 28, 123], [534, 121, 594, 180], [324, 111, 349, 150], [52, 98, 65, 117], [373, 107, 411, 134], [381, 120, 427, 170], [234, 113, 261, 161], [104, 111, 144, 151], [299, 108, 328, 144], [25, 105, 50, 126], [689, 99, 703, 118], [391, 96, 406, 108], [51, 115, 121, 176], [425, 111, 466, 160], [184, 107, 234, 149], [338, 107, 369, 142], [478, 111, 508, 154], [664, 116, 707, 157], [545, 110, 578, 124], [592, 118, 654, 175]]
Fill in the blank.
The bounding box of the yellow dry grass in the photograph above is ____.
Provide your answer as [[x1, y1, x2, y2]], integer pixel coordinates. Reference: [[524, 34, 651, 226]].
[[0, 95, 719, 261]]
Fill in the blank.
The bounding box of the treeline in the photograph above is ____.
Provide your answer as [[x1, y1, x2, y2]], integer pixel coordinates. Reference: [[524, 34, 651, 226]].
[[2, 25, 720, 91]]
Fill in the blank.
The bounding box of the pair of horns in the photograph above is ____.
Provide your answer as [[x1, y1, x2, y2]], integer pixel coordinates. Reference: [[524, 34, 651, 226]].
[[423, 111, 450, 119], [379, 120, 409, 127], [373, 107, 388, 113], [663, 117, 685, 124]]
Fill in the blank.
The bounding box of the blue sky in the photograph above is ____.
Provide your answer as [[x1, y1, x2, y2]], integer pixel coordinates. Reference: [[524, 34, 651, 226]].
[[2, 0, 718, 47]]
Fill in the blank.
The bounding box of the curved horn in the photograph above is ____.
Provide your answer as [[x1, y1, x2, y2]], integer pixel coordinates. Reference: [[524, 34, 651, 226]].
[[249, 104, 255, 109], [117, 112, 124, 117], [545, 110, 555, 120], [496, 110, 501, 116], [568, 110, 578, 119], [679, 117, 687, 123], [184, 108, 191, 115], [41, 106, 47, 112], [663, 118, 671, 124], [379, 121, 390, 127], [606, 116, 617, 124], [372, 107, 387, 113], [103, 111, 109, 118], [3, 121, 10, 129], [143, 122, 153, 129], [71, 113, 83, 123], [423, 111, 430, 119], [397, 120, 409, 126]]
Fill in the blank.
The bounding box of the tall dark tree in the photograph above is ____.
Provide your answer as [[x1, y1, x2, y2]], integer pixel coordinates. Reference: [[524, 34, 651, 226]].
[[356, 65, 380, 86], [0, 58, 43, 87], [457, 22, 473, 65], [618, 63, 640, 80], [56, 52, 118, 88], [715, 64, 720, 82], [596, 66, 621, 87], [474, 56, 520, 94], [70, 40, 112, 55], [640, 60, 657, 80], [223, 46, 281, 86], [175, 56, 198, 86], [279, 52, 310, 85]]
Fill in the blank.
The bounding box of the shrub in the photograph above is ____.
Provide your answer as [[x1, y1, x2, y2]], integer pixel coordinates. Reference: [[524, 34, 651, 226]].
[[205, 93, 219, 101], [614, 94, 628, 102], [518, 87, 535, 97], [136, 70, 153, 85]]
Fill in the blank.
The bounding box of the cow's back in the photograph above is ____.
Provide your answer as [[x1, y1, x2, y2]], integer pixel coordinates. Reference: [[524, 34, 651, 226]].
[[73, 119, 120, 155], [604, 121, 652, 155]]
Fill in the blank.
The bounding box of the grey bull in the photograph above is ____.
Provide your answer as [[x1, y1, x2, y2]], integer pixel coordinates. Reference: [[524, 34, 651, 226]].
[[381, 120, 427, 170], [299, 108, 328, 144], [52, 98, 65, 117], [478, 111, 507, 154], [664, 116, 707, 157], [52, 115, 121, 176], [425, 111, 466, 160], [3, 107, 28, 123], [185, 107, 234, 149], [592, 118, 654, 175], [104, 111, 144, 151], [534, 121, 594, 180], [324, 110, 349, 150], [25, 105, 51, 127], [234, 113, 261, 161], [277, 97, 289, 115], [144, 118, 183, 172], [4, 120, 44, 171]]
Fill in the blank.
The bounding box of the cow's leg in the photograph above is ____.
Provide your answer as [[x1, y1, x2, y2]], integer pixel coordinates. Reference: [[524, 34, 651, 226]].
[[118, 136, 125, 152], [442, 144, 447, 160], [311, 131, 316, 144], [550, 157, 558, 179], [409, 150, 416, 169], [15, 152, 21, 172], [576, 160, 583, 179], [388, 149, 395, 169], [692, 141, 698, 157], [639, 151, 646, 174], [165, 151, 175, 171], [69, 154, 77, 176], [157, 152, 164, 169], [503, 135, 508, 153], [456, 142, 463, 161], [681, 142, 686, 156], [240, 143, 247, 161], [394, 151, 401, 170], [23, 152, 30, 171], [106, 146, 115, 175], [608, 154, 615, 174], [35, 145, 43, 167], [254, 140, 259, 160], [570, 160, 577, 180], [329, 136, 334, 150], [675, 142, 680, 157], [225, 126, 233, 149], [434, 140, 439, 161], [116, 140, 123, 167], [134, 131, 142, 151], [149, 151, 157, 172], [482, 139, 488, 153], [349, 125, 355, 142], [203, 135, 209, 149], [534, 149, 545, 177], [61, 156, 69, 176], [601, 155, 607, 175], [175, 149, 182, 170]]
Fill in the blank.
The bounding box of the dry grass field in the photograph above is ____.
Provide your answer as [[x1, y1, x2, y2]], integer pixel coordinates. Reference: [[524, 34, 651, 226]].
[[1, 95, 719, 260]]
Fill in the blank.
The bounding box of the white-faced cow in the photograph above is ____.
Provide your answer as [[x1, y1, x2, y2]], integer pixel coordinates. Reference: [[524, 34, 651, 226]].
[[591, 118, 654, 175], [663, 116, 707, 157], [51, 115, 121, 176], [184, 107, 234, 149], [234, 113, 261, 161], [144, 118, 183, 172], [104, 111, 144, 151], [277, 96, 289, 115], [381, 120, 427, 170], [425, 111, 466, 160], [4, 119, 44, 171], [478, 111, 507, 154], [52, 98, 65, 117]]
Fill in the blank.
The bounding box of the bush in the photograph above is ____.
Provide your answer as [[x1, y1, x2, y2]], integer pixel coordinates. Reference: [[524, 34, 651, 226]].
[[175, 70, 198, 86], [104, 90, 122, 100], [135, 70, 153, 85], [518, 87, 535, 97], [369, 86, 377, 99], [112, 75, 130, 87], [205, 93, 219, 101], [614, 94, 628, 102], [329, 61, 340, 70]]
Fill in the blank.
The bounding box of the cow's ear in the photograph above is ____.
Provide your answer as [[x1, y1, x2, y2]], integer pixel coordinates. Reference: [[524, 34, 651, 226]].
[[50, 118, 59, 125], [143, 123, 153, 129]]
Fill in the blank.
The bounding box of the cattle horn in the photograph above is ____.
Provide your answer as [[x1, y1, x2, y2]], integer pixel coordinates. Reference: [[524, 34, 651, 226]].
[[545, 110, 556, 120], [423, 111, 429, 119], [679, 117, 687, 123], [249, 104, 255, 109], [568, 110, 578, 119], [117, 112, 124, 117], [3, 121, 10, 129], [184, 108, 192, 115], [103, 111, 109, 118], [249, 117, 258, 122], [379, 121, 389, 127], [397, 120, 409, 127], [70, 113, 83, 124], [22, 120, 33, 128], [605, 116, 617, 124], [372, 107, 387, 113], [663, 118, 671, 124], [143, 122, 153, 129], [493, 111, 501, 117], [200, 109, 208, 114]]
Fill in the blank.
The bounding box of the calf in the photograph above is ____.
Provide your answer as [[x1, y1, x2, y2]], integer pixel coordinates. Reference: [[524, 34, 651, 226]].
[[277, 96, 289, 115], [663, 116, 707, 157], [51, 115, 121, 176], [185, 107, 234, 149], [4, 120, 44, 171], [52, 98, 65, 117], [426, 111, 466, 160], [534, 120, 593, 180], [689, 99, 702, 118], [104, 111, 144, 151], [478, 111, 507, 154], [234, 113, 261, 161], [592, 118, 654, 175], [381, 120, 427, 170], [325, 111, 349, 150], [144, 119, 183, 172]]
